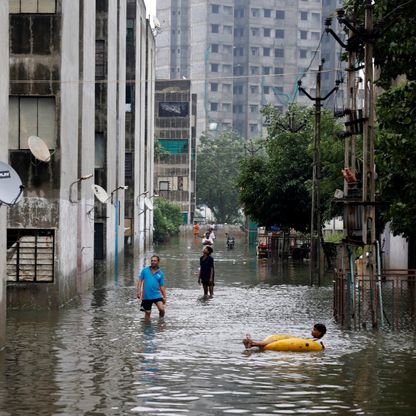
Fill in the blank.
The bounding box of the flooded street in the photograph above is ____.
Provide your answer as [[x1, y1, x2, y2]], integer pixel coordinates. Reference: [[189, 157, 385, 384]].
[[1, 232, 416, 415]]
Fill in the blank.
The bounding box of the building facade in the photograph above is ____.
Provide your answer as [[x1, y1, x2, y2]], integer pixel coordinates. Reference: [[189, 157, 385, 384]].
[[156, 0, 344, 139], [4, 0, 155, 316], [154, 80, 197, 224], [0, 0, 9, 349]]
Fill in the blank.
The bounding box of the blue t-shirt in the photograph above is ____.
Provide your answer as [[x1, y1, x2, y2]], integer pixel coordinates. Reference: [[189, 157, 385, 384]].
[[139, 266, 165, 300]]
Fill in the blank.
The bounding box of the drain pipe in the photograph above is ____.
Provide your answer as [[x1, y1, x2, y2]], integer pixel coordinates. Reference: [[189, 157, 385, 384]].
[[375, 240, 384, 329]]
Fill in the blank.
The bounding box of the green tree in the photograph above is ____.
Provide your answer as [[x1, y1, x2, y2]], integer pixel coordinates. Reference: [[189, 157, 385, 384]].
[[238, 104, 343, 231], [153, 198, 183, 243], [196, 131, 245, 223]]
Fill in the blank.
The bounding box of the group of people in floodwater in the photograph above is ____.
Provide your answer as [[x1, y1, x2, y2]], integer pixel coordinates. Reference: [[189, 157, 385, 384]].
[[135, 223, 327, 351]]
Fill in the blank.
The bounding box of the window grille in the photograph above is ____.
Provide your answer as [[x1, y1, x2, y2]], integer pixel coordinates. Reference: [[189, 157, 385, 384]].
[[7, 229, 55, 283]]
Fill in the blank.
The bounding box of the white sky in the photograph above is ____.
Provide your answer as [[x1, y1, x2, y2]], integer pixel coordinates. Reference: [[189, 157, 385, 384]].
[[144, 0, 157, 17]]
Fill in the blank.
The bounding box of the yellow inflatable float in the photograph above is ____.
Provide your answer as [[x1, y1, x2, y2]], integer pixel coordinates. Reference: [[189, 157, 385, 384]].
[[262, 334, 324, 352]]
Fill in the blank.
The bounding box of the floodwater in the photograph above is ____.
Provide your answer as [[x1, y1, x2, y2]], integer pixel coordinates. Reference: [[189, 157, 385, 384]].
[[1, 231, 416, 415]]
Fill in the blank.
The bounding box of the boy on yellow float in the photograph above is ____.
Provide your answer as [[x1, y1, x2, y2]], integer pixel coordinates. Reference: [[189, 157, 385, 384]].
[[243, 323, 326, 350]]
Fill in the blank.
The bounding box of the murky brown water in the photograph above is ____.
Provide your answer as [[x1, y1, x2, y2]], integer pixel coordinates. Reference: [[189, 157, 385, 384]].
[[1, 232, 416, 415]]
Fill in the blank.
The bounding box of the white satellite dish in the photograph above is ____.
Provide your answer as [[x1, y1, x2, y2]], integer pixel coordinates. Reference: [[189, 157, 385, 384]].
[[208, 122, 218, 131], [0, 161, 24, 206], [92, 184, 110, 203], [334, 189, 344, 199], [144, 197, 154, 211], [28, 136, 51, 162]]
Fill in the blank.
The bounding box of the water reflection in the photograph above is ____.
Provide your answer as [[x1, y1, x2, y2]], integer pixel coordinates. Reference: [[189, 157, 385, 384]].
[[1, 234, 416, 415]]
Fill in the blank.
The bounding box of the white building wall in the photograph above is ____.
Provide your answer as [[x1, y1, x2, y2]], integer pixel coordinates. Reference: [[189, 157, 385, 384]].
[[58, 0, 80, 302], [0, 0, 9, 349], [381, 222, 408, 270], [77, 0, 96, 293]]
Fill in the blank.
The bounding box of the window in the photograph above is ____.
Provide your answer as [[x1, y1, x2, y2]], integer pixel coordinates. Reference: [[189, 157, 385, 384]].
[[276, 10, 285, 19], [251, 8, 259, 17], [95, 133, 105, 169], [96, 40, 106, 78], [273, 86, 284, 94], [233, 47, 244, 56], [233, 66, 244, 76], [274, 48, 284, 58], [222, 122, 232, 130], [234, 27, 244, 37], [263, 47, 271, 57], [274, 67, 284, 75], [210, 102, 218, 111], [222, 103, 232, 112], [9, 96, 56, 150], [311, 31, 320, 41], [211, 63, 219, 72], [233, 104, 243, 113], [159, 181, 170, 191], [263, 86, 270, 94], [249, 123, 258, 133], [250, 104, 258, 113], [234, 8, 244, 18], [224, 25, 233, 35], [224, 6, 232, 15], [211, 44, 219, 53], [223, 83, 232, 93], [263, 28, 271, 37], [210, 82, 218, 92], [299, 49, 308, 59], [250, 85, 259, 94], [264, 9, 271, 18], [251, 27, 259, 36], [300, 30, 308, 40], [211, 4, 220, 13], [251, 47, 259, 56], [312, 12, 321, 23], [223, 64, 232, 74], [275, 29, 284, 39], [211, 24, 219, 33], [262, 66, 271, 75], [250, 66, 259, 75], [300, 11, 308, 20], [7, 229, 55, 283], [10, 0, 56, 13], [223, 44, 233, 54], [233, 85, 243, 94]]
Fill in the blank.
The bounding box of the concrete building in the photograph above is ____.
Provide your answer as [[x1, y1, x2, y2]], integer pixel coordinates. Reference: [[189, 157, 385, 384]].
[[156, 0, 345, 139], [4, 0, 155, 315], [154, 80, 197, 224], [125, 0, 156, 253], [0, 0, 9, 349]]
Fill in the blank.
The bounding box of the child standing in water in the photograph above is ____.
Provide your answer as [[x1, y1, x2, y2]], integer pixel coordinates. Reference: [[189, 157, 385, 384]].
[[198, 245, 215, 297]]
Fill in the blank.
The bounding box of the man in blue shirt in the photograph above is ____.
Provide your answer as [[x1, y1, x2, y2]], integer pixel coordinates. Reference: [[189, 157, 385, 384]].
[[136, 255, 167, 318]]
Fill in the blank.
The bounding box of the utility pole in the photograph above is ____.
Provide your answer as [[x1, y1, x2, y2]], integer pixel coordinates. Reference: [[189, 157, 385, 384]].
[[298, 61, 339, 285]]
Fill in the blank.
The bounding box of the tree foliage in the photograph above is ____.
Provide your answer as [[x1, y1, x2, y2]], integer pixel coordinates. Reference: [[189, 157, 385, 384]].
[[238, 104, 344, 231], [196, 131, 245, 223], [153, 198, 183, 243]]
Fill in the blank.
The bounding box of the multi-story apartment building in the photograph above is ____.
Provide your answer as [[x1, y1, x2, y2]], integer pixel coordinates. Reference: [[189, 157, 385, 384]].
[[0, 0, 10, 349], [154, 80, 197, 223], [3, 0, 155, 320], [156, 0, 345, 139]]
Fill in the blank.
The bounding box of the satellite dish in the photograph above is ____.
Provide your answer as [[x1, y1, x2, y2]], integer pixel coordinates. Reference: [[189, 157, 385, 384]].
[[0, 161, 24, 206], [28, 136, 51, 162], [152, 16, 161, 29], [92, 184, 110, 203], [334, 189, 344, 199], [208, 122, 218, 131], [144, 197, 154, 211]]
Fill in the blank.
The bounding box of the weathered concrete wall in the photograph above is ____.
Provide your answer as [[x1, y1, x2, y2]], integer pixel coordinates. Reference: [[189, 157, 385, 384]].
[[57, 0, 80, 305], [77, 0, 96, 292], [381, 222, 409, 270], [0, 0, 9, 349]]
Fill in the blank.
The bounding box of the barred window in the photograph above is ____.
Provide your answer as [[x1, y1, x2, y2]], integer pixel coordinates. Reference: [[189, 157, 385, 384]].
[[7, 229, 55, 283]]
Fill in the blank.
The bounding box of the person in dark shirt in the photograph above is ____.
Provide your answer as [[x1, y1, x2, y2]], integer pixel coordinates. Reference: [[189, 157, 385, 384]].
[[198, 245, 215, 297]]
